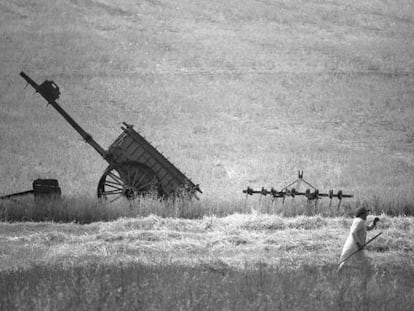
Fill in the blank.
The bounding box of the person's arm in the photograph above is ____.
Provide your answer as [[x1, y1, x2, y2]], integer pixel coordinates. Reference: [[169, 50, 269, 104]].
[[366, 217, 380, 231]]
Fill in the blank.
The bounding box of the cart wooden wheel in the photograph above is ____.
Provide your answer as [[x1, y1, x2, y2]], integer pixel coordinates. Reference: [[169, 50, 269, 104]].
[[97, 162, 162, 202]]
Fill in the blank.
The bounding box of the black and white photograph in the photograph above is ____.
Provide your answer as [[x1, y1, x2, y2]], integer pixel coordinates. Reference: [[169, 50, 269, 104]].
[[0, 0, 413, 310]]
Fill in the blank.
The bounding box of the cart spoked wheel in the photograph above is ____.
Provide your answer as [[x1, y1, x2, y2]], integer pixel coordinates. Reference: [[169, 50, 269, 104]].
[[97, 162, 162, 203]]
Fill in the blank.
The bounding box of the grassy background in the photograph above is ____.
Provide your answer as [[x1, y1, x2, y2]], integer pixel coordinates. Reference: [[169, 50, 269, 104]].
[[0, 0, 413, 210]]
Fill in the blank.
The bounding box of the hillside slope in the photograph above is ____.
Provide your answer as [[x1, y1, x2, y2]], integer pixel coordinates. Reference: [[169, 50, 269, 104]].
[[1, 0, 413, 205]]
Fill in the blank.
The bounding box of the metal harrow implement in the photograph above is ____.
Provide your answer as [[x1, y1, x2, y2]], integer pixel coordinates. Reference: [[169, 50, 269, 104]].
[[20, 72, 201, 203], [243, 171, 353, 208]]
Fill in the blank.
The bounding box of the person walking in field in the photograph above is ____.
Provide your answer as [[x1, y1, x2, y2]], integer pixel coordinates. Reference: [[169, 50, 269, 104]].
[[338, 207, 380, 273], [336, 207, 380, 311]]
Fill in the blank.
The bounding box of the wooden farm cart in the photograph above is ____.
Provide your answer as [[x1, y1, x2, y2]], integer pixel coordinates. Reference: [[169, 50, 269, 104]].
[[20, 72, 202, 202]]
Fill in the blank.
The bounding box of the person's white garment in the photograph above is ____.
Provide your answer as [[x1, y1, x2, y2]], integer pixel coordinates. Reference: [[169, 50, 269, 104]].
[[338, 218, 368, 271]]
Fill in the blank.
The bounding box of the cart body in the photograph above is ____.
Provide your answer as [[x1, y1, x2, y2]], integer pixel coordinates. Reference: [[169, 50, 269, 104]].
[[108, 123, 198, 196]]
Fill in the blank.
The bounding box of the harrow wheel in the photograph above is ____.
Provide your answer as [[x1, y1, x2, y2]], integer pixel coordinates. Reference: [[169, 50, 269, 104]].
[[97, 162, 162, 203]]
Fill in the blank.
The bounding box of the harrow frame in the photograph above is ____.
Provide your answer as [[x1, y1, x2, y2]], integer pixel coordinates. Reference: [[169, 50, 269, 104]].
[[243, 171, 353, 209]]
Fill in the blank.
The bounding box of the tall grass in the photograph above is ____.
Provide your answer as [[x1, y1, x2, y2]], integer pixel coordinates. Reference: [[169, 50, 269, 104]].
[[1, 262, 413, 311], [1, 194, 413, 223]]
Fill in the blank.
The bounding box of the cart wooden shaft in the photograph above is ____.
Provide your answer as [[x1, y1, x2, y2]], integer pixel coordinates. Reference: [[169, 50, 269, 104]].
[[20, 71, 109, 160]]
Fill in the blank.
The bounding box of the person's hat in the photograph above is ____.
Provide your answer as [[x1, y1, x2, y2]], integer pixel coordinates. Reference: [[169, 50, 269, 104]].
[[355, 207, 371, 217]]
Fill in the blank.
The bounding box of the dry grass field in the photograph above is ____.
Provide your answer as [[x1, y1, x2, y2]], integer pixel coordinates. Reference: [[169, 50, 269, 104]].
[[1, 0, 414, 310], [0, 214, 413, 310]]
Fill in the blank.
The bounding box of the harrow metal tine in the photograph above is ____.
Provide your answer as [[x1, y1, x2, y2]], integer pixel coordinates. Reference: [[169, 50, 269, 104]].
[[305, 189, 311, 200]]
